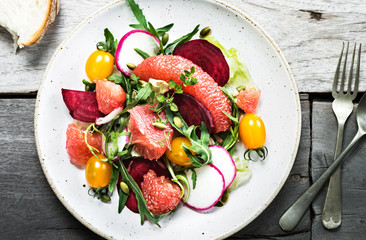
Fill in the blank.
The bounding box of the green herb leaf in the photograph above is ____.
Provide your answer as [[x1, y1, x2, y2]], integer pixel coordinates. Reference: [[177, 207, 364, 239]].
[[222, 110, 239, 123], [134, 48, 151, 59], [165, 25, 200, 55], [164, 106, 212, 167], [191, 169, 197, 189], [117, 160, 169, 226], [216, 87, 240, 152], [82, 79, 96, 92], [156, 23, 174, 36], [127, 0, 148, 31], [108, 167, 119, 193], [118, 189, 129, 213], [108, 74, 125, 84], [96, 28, 118, 56]]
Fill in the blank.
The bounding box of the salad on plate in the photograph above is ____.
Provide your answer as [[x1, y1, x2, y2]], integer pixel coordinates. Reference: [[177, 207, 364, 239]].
[[61, 0, 267, 226]]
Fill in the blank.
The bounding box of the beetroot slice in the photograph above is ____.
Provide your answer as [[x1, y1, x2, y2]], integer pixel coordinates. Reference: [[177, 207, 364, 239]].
[[61, 89, 105, 122], [117, 158, 170, 213], [173, 39, 230, 86], [173, 93, 215, 134]]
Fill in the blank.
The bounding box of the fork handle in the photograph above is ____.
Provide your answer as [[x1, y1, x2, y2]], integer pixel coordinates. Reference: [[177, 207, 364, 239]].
[[279, 130, 364, 232], [322, 123, 344, 229]]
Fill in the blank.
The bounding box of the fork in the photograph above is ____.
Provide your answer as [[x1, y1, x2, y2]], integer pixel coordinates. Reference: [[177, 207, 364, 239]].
[[322, 42, 361, 229], [279, 42, 362, 232]]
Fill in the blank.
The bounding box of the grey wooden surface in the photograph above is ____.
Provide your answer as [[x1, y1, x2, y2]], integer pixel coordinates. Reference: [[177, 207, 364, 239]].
[[1, 0, 366, 239]]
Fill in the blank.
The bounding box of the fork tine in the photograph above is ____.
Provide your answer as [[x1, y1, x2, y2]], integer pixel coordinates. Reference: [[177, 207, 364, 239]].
[[332, 43, 345, 97], [353, 43, 362, 98], [340, 42, 349, 93], [347, 43, 356, 95]]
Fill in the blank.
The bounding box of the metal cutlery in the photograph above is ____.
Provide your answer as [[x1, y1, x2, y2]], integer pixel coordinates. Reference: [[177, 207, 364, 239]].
[[279, 43, 363, 232], [322, 42, 361, 229]]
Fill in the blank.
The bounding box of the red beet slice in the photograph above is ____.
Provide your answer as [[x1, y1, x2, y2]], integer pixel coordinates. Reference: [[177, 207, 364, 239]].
[[173, 39, 230, 86], [173, 93, 215, 134], [117, 158, 170, 213], [61, 89, 105, 122]]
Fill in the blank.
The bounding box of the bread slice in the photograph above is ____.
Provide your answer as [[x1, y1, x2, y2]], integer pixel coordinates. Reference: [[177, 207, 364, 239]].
[[0, 0, 60, 48]]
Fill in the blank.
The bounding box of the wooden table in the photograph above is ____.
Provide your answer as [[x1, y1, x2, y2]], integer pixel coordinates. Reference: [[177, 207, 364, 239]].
[[1, 0, 365, 239]]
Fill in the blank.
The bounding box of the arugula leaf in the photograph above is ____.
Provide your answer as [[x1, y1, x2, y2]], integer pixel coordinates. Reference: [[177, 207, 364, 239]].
[[118, 189, 129, 213], [96, 28, 118, 56], [82, 79, 96, 92], [223, 111, 239, 123], [217, 87, 240, 153], [117, 160, 169, 226], [165, 106, 212, 167], [108, 167, 119, 193], [148, 22, 164, 54], [164, 25, 200, 55], [127, 0, 148, 31], [156, 23, 174, 36], [134, 48, 151, 59], [191, 169, 197, 189]]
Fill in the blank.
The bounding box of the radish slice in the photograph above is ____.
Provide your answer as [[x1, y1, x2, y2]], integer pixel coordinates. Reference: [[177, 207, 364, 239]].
[[184, 164, 225, 211], [115, 29, 160, 76], [95, 106, 123, 125], [209, 145, 237, 189]]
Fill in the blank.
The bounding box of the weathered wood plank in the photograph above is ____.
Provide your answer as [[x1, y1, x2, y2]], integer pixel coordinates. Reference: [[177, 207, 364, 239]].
[[0, 0, 365, 94], [0, 99, 102, 239], [311, 100, 366, 239], [231, 99, 311, 238], [0, 98, 311, 239]]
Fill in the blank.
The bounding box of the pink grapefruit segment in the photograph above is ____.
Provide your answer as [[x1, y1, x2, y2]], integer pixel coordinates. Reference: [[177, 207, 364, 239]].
[[141, 170, 182, 215], [65, 123, 103, 166], [128, 104, 174, 160], [132, 55, 232, 133], [237, 85, 261, 113], [96, 80, 126, 115]]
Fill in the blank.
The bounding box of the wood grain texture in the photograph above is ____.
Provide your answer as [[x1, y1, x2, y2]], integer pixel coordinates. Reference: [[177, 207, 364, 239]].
[[0, 97, 310, 239], [311, 100, 366, 239], [0, 99, 102, 239], [0, 0, 365, 94], [230, 98, 311, 239]]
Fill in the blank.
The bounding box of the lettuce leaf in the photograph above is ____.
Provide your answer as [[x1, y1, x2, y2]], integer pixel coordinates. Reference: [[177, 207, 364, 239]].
[[204, 35, 252, 96], [227, 156, 251, 192]]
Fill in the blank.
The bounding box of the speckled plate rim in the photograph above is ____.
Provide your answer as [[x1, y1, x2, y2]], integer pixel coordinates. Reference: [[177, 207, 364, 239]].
[[213, 1, 301, 238], [34, 0, 301, 239]]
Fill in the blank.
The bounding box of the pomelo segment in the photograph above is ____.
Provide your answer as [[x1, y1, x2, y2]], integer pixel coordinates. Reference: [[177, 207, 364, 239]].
[[141, 170, 182, 215], [115, 29, 160, 76], [173, 39, 230, 86], [236, 85, 261, 113], [119, 158, 170, 213], [95, 80, 126, 115], [128, 104, 174, 160], [65, 123, 103, 166], [132, 55, 232, 133]]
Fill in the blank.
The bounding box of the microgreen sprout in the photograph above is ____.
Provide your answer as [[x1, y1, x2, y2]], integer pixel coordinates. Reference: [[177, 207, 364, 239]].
[[244, 146, 268, 162]]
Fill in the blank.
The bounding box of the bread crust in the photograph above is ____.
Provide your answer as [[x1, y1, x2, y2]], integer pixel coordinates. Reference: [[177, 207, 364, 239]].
[[20, 0, 60, 47]]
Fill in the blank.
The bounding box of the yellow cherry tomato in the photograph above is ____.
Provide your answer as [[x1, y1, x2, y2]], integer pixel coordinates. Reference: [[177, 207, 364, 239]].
[[239, 113, 266, 149], [85, 154, 112, 188], [165, 137, 194, 166], [85, 50, 114, 82]]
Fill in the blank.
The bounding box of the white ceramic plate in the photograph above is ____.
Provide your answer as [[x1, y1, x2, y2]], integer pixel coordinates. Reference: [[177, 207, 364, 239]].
[[34, 0, 301, 239]]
